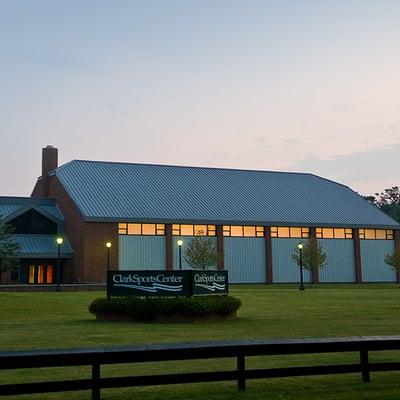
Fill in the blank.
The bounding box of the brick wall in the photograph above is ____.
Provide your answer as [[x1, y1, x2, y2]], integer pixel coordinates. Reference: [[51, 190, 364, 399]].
[[83, 221, 119, 283]]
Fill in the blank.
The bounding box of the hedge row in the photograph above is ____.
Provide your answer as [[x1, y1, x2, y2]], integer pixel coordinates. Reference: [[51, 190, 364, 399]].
[[89, 295, 241, 321]]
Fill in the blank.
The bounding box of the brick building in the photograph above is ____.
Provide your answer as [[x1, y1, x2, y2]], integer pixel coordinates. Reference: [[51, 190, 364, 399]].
[[2, 145, 399, 285]]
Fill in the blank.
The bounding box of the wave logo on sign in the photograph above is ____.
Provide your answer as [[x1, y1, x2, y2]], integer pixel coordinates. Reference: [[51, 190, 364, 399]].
[[114, 283, 183, 293], [194, 282, 226, 292]]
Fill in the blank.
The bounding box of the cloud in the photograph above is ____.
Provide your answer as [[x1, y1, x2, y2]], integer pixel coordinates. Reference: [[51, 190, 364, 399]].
[[290, 142, 400, 194]]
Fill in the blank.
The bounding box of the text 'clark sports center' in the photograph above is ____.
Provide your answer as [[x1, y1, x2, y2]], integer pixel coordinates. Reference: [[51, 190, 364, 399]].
[[1, 146, 399, 285]]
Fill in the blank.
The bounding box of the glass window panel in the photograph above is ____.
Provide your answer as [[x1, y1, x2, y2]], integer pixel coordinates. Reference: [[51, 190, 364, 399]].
[[334, 228, 345, 239], [207, 225, 216, 236], [243, 226, 256, 237], [156, 224, 165, 229], [290, 227, 302, 238], [46, 265, 54, 284], [345, 229, 353, 239], [271, 227, 278, 233], [322, 228, 334, 238], [231, 226, 243, 237], [364, 229, 375, 239], [29, 265, 35, 284], [277, 227, 290, 238], [375, 230, 386, 240], [127, 223, 141, 235], [301, 227, 309, 238], [142, 224, 156, 235], [194, 225, 207, 236], [37, 265, 44, 284], [181, 225, 194, 236], [118, 223, 127, 234], [223, 231, 230, 236]]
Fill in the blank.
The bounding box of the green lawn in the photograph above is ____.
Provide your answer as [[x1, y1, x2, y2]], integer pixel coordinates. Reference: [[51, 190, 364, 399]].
[[1, 284, 400, 399]]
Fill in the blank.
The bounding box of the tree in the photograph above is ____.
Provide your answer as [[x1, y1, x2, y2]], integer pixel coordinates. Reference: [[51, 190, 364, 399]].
[[364, 186, 400, 223], [292, 236, 327, 280], [0, 217, 21, 283], [384, 249, 400, 275], [184, 234, 218, 270]]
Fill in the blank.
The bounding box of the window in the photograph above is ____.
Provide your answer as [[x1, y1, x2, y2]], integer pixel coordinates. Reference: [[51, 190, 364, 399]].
[[359, 229, 393, 240], [172, 224, 216, 236], [222, 225, 264, 237], [271, 227, 309, 238], [118, 223, 165, 236], [316, 228, 353, 239], [28, 264, 54, 284]]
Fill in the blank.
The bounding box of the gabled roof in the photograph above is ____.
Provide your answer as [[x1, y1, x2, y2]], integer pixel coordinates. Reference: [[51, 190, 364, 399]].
[[12, 234, 73, 259], [0, 197, 64, 223], [53, 159, 400, 229]]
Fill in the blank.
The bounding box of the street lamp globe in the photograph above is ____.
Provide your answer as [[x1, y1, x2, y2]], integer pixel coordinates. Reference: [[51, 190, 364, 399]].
[[297, 243, 303, 250], [106, 242, 112, 249], [177, 239, 183, 246], [56, 237, 64, 245]]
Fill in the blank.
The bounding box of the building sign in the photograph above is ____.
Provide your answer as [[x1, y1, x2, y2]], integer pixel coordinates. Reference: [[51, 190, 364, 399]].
[[107, 270, 229, 297], [107, 271, 190, 297], [191, 271, 228, 296]]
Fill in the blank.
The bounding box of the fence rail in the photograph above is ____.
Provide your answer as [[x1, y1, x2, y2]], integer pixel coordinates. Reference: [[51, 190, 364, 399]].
[[1, 336, 400, 399]]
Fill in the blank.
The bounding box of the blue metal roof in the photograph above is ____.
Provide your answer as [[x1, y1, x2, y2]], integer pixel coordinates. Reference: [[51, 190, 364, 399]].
[[12, 234, 73, 259], [54, 160, 400, 229], [0, 197, 64, 222]]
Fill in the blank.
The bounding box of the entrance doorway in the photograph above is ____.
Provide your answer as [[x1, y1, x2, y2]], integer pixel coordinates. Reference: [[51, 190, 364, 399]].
[[28, 264, 54, 284]]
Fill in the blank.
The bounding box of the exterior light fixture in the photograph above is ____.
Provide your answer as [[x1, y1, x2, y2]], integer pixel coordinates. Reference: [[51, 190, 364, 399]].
[[177, 240, 183, 270], [105, 242, 112, 298], [56, 236, 64, 291], [297, 242, 305, 291]]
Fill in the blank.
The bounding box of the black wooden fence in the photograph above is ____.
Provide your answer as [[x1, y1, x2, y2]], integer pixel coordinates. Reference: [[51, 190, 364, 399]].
[[1, 336, 400, 399]]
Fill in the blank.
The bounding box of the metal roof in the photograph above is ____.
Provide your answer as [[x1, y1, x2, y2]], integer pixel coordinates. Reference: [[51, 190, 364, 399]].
[[0, 197, 64, 222], [12, 234, 73, 259], [54, 160, 400, 229]]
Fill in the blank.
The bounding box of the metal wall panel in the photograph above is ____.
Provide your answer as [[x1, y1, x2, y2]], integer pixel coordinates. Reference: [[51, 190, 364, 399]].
[[172, 236, 218, 270], [360, 240, 396, 282], [272, 238, 311, 283], [119, 236, 166, 270], [319, 239, 355, 283], [224, 238, 265, 283]]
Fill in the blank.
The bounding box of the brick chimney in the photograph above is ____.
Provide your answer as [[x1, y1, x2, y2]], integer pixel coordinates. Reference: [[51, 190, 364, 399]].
[[41, 145, 58, 197]]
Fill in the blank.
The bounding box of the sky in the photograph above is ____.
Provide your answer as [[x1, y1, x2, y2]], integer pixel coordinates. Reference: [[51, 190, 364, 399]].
[[1, 0, 399, 197]]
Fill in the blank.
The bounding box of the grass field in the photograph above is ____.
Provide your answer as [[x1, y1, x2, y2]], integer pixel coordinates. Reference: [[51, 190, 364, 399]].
[[1, 284, 400, 399]]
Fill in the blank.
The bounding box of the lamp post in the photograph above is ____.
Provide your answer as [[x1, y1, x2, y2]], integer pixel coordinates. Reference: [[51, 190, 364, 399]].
[[177, 239, 183, 270], [106, 242, 112, 273], [106, 242, 112, 299], [56, 236, 63, 291], [297, 242, 305, 291]]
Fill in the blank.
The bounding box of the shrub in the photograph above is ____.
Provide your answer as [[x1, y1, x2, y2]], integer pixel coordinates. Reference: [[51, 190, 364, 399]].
[[89, 295, 241, 321]]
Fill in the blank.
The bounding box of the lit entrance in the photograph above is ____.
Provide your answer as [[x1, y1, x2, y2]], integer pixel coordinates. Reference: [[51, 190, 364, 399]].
[[28, 264, 54, 284]]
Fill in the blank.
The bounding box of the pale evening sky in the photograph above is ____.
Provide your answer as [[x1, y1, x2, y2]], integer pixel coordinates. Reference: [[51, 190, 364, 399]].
[[1, 0, 399, 197]]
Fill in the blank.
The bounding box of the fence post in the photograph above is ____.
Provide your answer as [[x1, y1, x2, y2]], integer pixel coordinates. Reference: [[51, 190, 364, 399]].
[[237, 355, 246, 391], [360, 350, 370, 383], [92, 363, 101, 400]]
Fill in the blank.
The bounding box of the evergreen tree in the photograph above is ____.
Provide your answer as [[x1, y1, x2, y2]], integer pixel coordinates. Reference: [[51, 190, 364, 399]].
[[0, 217, 21, 283]]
